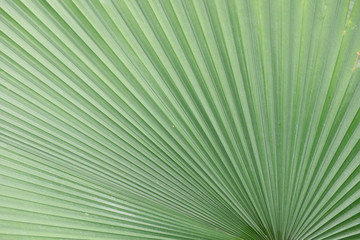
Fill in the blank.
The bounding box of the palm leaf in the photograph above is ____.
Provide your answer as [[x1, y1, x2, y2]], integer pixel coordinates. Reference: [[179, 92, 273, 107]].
[[0, 0, 359, 239]]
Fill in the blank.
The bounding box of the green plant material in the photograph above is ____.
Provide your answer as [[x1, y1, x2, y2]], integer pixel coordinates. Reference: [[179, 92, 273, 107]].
[[0, 0, 360, 239]]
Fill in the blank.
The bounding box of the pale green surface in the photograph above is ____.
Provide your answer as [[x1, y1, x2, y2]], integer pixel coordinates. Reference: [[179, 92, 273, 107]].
[[0, 0, 360, 239]]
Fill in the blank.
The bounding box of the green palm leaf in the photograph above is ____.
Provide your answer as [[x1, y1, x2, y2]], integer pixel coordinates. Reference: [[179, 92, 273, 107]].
[[1, 0, 359, 239]]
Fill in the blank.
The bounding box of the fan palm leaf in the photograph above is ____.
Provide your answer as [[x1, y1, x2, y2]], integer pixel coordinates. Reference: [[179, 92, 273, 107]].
[[0, 0, 359, 239]]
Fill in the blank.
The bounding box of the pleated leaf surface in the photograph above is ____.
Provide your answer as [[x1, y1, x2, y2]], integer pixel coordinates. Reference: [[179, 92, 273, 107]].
[[0, 0, 360, 239]]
